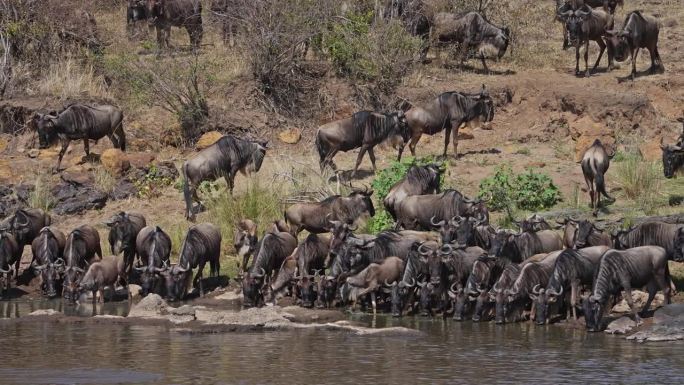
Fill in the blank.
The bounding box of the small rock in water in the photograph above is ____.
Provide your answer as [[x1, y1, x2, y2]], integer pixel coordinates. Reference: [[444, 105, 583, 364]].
[[605, 316, 637, 335], [128, 294, 168, 318]]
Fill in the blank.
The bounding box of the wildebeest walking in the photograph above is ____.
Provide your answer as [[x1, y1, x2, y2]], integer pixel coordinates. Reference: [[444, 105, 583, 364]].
[[583, 246, 672, 331], [613, 221, 684, 262], [182, 135, 267, 220], [581, 139, 614, 215], [603, 11, 664, 80], [134, 226, 172, 296], [661, 135, 684, 179], [404, 86, 494, 158], [33, 104, 125, 171], [161, 223, 221, 301], [315, 110, 410, 175], [559, 4, 614, 77], [284, 189, 375, 235], [104, 212, 146, 277], [31, 227, 67, 298], [430, 12, 510, 73], [146, 0, 203, 50]]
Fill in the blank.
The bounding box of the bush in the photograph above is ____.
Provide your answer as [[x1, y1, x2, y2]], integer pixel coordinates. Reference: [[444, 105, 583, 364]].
[[478, 165, 561, 214], [614, 154, 663, 214]]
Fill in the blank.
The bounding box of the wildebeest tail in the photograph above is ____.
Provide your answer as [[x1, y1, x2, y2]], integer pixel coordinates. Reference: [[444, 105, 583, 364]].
[[182, 162, 192, 215], [594, 167, 613, 200], [315, 130, 327, 167]]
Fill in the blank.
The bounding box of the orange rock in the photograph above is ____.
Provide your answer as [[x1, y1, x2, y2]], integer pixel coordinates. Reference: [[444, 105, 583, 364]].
[[196, 131, 224, 150], [127, 152, 156, 169], [101, 148, 130, 176], [278, 128, 301, 144]]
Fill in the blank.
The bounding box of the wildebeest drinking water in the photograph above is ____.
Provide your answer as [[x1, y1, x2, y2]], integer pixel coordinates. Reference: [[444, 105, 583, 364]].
[[31, 227, 66, 298], [0, 232, 22, 298], [182, 135, 267, 220], [315, 110, 410, 176], [134, 226, 172, 296], [404, 86, 494, 159], [1, 208, 52, 250], [603, 11, 664, 80], [63, 225, 102, 302], [145, 0, 203, 50], [581, 139, 615, 215], [33, 104, 126, 171], [78, 255, 126, 306], [104, 212, 146, 277]]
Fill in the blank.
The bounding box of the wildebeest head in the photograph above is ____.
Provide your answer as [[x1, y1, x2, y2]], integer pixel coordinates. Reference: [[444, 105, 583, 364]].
[[160, 263, 191, 301], [32, 228, 65, 298], [388, 278, 414, 317], [32, 113, 59, 149], [574, 220, 603, 249], [145, 0, 163, 19], [530, 284, 562, 325], [62, 230, 91, 302], [348, 188, 375, 218], [583, 294, 606, 332], [241, 268, 265, 308], [448, 282, 469, 321], [238, 140, 268, 176], [329, 220, 357, 252], [234, 219, 258, 270], [417, 280, 433, 316], [296, 272, 317, 308], [0, 232, 18, 293], [488, 230, 513, 257], [316, 274, 337, 308], [8, 209, 36, 245], [563, 5, 592, 46], [660, 139, 684, 179], [418, 242, 445, 286], [473, 85, 495, 127], [603, 29, 630, 62], [515, 214, 551, 233], [105, 212, 135, 255]]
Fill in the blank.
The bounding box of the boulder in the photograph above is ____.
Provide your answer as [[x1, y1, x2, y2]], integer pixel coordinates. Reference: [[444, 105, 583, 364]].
[[128, 284, 142, 299], [654, 304, 684, 324], [109, 179, 138, 200], [37, 148, 61, 160], [196, 131, 224, 150], [28, 309, 61, 316], [456, 126, 475, 140], [51, 182, 108, 215], [278, 129, 301, 144], [128, 293, 168, 318], [612, 290, 665, 314], [127, 152, 156, 169], [605, 316, 637, 335], [61, 168, 94, 185], [101, 148, 130, 176], [626, 317, 684, 342]]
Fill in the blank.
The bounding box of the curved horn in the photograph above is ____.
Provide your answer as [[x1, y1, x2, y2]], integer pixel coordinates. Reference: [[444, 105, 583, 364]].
[[33, 263, 47, 271], [417, 243, 431, 256], [549, 285, 564, 297], [431, 216, 445, 227], [74, 267, 85, 273], [405, 278, 416, 288], [384, 279, 397, 287], [54, 258, 64, 266], [449, 282, 458, 294], [0, 267, 10, 274], [348, 223, 358, 231], [532, 284, 541, 295], [440, 243, 453, 255], [253, 267, 266, 278], [134, 265, 147, 272], [416, 280, 427, 288]]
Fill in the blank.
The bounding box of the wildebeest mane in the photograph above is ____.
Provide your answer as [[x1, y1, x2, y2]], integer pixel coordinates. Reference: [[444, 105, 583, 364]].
[[510, 262, 549, 296], [547, 248, 587, 290], [179, 227, 209, 269], [592, 251, 627, 300], [406, 165, 440, 189], [215, 135, 262, 169], [365, 230, 403, 263], [250, 233, 286, 274]]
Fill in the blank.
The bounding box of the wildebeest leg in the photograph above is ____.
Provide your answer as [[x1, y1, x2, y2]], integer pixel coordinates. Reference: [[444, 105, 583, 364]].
[[56, 139, 70, 171], [641, 282, 658, 317], [583, 40, 590, 77], [367, 147, 377, 172], [647, 45, 658, 74], [654, 271, 671, 305], [194, 261, 206, 295], [480, 56, 490, 75], [630, 48, 639, 80], [370, 291, 377, 315], [82, 138, 90, 159], [584, 174, 595, 211], [224, 173, 235, 194], [653, 46, 664, 71], [442, 128, 452, 158], [571, 280, 579, 320], [622, 284, 642, 325], [323, 149, 339, 172], [575, 45, 581, 76], [352, 146, 368, 177], [408, 133, 421, 157], [451, 121, 463, 158], [592, 39, 606, 73], [92, 289, 97, 307]]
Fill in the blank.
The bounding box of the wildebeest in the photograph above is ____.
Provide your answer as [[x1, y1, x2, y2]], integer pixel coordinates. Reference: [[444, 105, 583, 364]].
[[613, 221, 684, 262], [234, 219, 258, 271], [0, 232, 22, 298], [404, 86, 494, 158], [30, 227, 66, 298], [33, 104, 125, 171], [661, 135, 684, 179], [104, 212, 146, 276], [315, 110, 410, 175], [1, 208, 52, 249], [491, 262, 523, 324], [284, 189, 374, 235], [466, 255, 514, 322], [209, 0, 238, 45], [268, 254, 298, 305], [488, 229, 563, 262], [559, 4, 614, 77], [604, 11, 663, 80], [161, 223, 221, 301], [388, 241, 437, 317], [516, 214, 552, 233], [346, 256, 405, 314], [63, 225, 102, 302], [134, 226, 172, 296], [431, 12, 510, 73], [338, 230, 434, 273], [531, 246, 609, 324], [443, 244, 487, 321], [78, 255, 126, 306], [436, 214, 493, 249], [146, 0, 203, 49], [571, 219, 612, 249], [395, 189, 482, 230], [558, 217, 579, 249], [241, 231, 297, 308], [127, 0, 150, 31], [583, 246, 672, 331], [182, 135, 267, 220], [383, 164, 442, 220], [581, 139, 615, 215]]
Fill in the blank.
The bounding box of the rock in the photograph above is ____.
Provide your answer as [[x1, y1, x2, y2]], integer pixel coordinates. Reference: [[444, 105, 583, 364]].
[[214, 291, 243, 301], [605, 316, 637, 335], [94, 315, 125, 320], [654, 304, 684, 324], [626, 317, 684, 342], [612, 290, 665, 314], [278, 129, 301, 144], [639, 139, 663, 162], [571, 116, 615, 162], [101, 148, 130, 176], [109, 179, 138, 200], [28, 309, 60, 316], [37, 148, 61, 160], [51, 182, 108, 215], [128, 284, 142, 299], [128, 293, 168, 318], [169, 305, 196, 317], [27, 148, 40, 158], [127, 152, 156, 169], [196, 131, 223, 150], [526, 161, 546, 168], [194, 306, 293, 327], [0, 159, 13, 182], [61, 169, 93, 185], [456, 126, 475, 140]]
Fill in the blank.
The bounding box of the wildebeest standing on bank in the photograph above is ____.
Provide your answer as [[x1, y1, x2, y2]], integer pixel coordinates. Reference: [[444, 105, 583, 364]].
[[559, 4, 614, 77], [105, 212, 146, 277], [581, 139, 614, 215], [182, 135, 267, 220], [135, 226, 172, 296], [394, 189, 481, 230], [284, 189, 375, 235], [31, 227, 67, 298], [161, 223, 221, 301], [613, 221, 684, 262], [603, 11, 663, 80], [78, 255, 126, 306], [146, 0, 203, 50], [383, 164, 442, 220], [661, 135, 684, 179], [33, 104, 125, 171], [63, 225, 102, 302], [0, 208, 52, 249], [315, 110, 410, 175], [404, 86, 494, 158], [430, 12, 510, 74], [583, 246, 672, 331], [0, 232, 22, 298]]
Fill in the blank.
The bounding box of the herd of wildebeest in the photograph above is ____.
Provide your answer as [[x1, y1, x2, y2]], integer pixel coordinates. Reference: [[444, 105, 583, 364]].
[[0, 0, 683, 334]]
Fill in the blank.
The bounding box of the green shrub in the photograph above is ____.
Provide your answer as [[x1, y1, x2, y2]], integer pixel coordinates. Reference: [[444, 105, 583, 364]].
[[478, 165, 562, 214]]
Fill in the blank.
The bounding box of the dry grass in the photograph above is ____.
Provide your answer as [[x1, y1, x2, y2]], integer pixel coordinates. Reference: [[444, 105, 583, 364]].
[[37, 58, 109, 100], [614, 154, 664, 215], [28, 169, 55, 212], [93, 166, 117, 194]]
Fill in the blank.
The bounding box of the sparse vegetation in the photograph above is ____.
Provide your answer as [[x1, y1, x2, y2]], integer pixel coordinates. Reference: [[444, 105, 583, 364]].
[[614, 153, 663, 215], [28, 171, 54, 212], [93, 166, 117, 194], [133, 165, 176, 199]]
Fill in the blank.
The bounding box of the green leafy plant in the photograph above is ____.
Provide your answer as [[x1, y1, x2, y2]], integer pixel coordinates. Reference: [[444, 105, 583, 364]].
[[133, 165, 175, 199]]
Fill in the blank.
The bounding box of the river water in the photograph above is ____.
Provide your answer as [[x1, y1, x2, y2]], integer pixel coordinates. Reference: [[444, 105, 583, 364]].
[[1, 299, 683, 385]]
